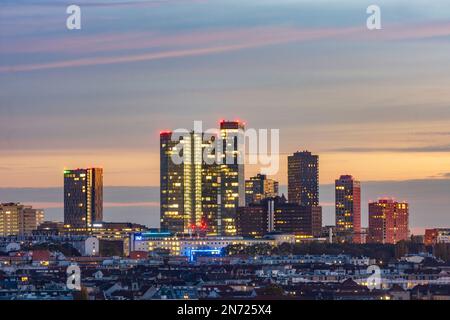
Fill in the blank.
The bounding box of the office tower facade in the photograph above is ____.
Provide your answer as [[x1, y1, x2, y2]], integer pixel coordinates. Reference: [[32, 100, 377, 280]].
[[236, 204, 269, 238], [335, 175, 361, 243], [245, 174, 279, 205], [219, 120, 245, 236], [201, 148, 220, 235], [160, 131, 220, 235], [64, 168, 103, 229], [273, 201, 322, 237], [160, 131, 191, 234], [288, 151, 319, 206], [160, 120, 245, 236], [368, 199, 409, 244], [237, 196, 322, 238], [0, 203, 44, 236]]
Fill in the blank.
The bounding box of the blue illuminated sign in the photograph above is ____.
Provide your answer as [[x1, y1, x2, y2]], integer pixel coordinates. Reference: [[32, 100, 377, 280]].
[[188, 248, 223, 262]]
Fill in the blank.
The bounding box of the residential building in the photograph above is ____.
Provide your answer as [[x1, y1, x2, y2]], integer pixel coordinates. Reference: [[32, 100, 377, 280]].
[[368, 199, 409, 244], [0, 203, 44, 236]]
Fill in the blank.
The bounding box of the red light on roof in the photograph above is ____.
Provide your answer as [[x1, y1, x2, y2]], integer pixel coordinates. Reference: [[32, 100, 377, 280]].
[[160, 130, 172, 135]]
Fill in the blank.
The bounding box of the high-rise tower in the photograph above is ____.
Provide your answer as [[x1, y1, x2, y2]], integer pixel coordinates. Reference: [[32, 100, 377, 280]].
[[287, 151, 319, 206], [219, 120, 245, 236], [335, 175, 361, 243], [160, 131, 219, 235], [64, 168, 103, 229]]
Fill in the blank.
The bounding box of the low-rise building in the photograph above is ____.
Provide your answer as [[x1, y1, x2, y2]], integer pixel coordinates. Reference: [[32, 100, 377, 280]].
[[425, 228, 450, 246], [130, 231, 295, 261]]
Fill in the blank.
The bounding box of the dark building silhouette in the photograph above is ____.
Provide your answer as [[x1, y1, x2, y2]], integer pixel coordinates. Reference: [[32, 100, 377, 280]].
[[273, 201, 322, 238], [237, 196, 322, 238], [236, 204, 268, 238], [64, 168, 103, 229], [288, 151, 319, 206]]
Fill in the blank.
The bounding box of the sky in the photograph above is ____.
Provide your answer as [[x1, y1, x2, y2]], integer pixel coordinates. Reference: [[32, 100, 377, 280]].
[[1, 0, 450, 232]]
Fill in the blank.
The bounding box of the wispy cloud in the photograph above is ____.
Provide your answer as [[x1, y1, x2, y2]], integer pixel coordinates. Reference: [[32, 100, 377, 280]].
[[27, 201, 159, 209], [415, 131, 450, 136], [0, 25, 362, 73], [4, 20, 450, 73], [329, 144, 450, 153], [429, 172, 450, 179]]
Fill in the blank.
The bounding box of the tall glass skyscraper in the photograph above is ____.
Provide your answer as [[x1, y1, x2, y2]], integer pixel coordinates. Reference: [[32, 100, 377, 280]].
[[219, 120, 245, 236], [160, 131, 186, 234], [64, 168, 103, 229], [160, 121, 245, 236], [160, 130, 220, 235]]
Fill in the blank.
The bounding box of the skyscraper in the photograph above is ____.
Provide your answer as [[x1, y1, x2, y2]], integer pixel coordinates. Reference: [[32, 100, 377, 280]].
[[160, 131, 184, 234], [287, 151, 319, 206], [159, 120, 245, 236], [160, 131, 219, 235], [64, 168, 103, 229], [219, 120, 245, 236], [245, 174, 279, 205], [368, 199, 409, 244], [201, 138, 220, 235], [335, 175, 361, 243]]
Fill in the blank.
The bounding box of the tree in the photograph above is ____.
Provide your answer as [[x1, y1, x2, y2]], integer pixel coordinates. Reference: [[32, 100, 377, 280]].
[[258, 284, 285, 297], [395, 241, 409, 259], [73, 286, 89, 300], [434, 243, 450, 262]]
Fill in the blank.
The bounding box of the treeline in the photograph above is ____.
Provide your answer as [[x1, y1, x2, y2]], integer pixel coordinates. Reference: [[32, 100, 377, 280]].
[[24, 242, 81, 257], [224, 241, 450, 263], [433, 243, 450, 262]]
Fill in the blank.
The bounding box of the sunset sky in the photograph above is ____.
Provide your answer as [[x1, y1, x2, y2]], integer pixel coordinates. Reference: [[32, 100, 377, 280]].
[[1, 0, 450, 231]]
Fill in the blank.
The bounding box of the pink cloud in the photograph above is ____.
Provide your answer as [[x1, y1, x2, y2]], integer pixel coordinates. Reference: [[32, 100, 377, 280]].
[[27, 201, 159, 209], [2, 21, 450, 73], [0, 26, 362, 73]]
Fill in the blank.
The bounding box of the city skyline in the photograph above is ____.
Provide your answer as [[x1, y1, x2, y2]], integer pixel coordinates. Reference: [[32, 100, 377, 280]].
[[0, 139, 436, 235], [0, 157, 448, 235], [1, 0, 450, 232]]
